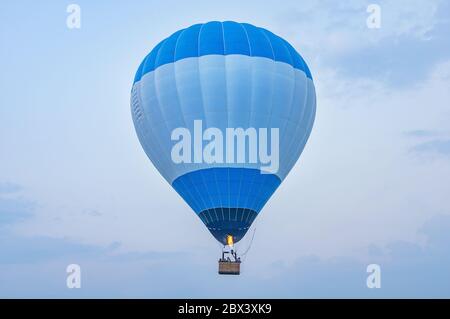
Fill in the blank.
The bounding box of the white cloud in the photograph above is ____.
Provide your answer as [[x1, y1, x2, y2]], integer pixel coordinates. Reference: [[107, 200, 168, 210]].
[[278, 0, 445, 58]]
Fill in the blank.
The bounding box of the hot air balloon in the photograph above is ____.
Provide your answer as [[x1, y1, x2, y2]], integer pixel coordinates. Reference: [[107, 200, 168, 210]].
[[131, 21, 316, 274]]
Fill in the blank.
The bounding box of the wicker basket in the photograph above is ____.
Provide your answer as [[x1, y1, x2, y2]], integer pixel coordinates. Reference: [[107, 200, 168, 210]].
[[218, 261, 241, 275]]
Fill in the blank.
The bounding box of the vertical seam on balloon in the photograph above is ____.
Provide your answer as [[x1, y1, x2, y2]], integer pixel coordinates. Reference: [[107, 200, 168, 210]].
[[132, 86, 155, 167], [277, 39, 298, 176], [131, 84, 158, 170], [196, 23, 214, 214], [195, 25, 216, 215], [152, 40, 190, 190], [208, 210, 214, 225], [227, 23, 244, 221], [173, 27, 187, 61], [173, 177, 195, 213], [134, 53, 165, 173], [294, 83, 316, 168], [241, 23, 257, 136], [241, 23, 252, 56], [196, 23, 220, 219], [234, 23, 253, 217], [137, 60, 171, 180], [239, 27, 270, 211], [285, 79, 314, 177], [240, 207, 246, 222], [283, 45, 310, 176], [203, 208, 211, 224], [240, 25, 261, 211], [172, 32, 189, 135], [288, 86, 315, 175], [283, 72, 309, 178], [172, 30, 193, 166], [285, 60, 313, 173], [188, 172, 209, 213], [261, 29, 275, 60], [171, 30, 206, 214], [151, 39, 175, 171], [220, 22, 231, 220], [198, 211, 207, 225], [138, 53, 149, 84], [247, 28, 276, 212], [204, 22, 221, 221], [244, 208, 252, 223], [282, 45, 310, 178], [141, 75, 171, 181]]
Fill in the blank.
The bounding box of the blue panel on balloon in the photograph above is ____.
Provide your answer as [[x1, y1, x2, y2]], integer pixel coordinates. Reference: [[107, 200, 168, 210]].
[[133, 21, 313, 83], [172, 167, 281, 213], [172, 167, 281, 244]]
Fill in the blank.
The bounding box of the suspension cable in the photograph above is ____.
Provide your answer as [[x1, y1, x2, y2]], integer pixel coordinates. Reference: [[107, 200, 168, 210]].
[[239, 220, 258, 262]]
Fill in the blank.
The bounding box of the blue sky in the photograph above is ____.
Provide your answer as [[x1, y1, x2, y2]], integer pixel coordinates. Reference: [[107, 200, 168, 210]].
[[1, 0, 450, 297]]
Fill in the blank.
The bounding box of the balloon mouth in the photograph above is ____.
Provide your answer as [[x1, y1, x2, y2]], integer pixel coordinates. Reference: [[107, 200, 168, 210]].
[[198, 208, 258, 245]]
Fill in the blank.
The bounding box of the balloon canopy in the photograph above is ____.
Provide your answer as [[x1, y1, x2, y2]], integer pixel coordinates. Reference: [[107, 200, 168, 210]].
[[131, 21, 316, 245]]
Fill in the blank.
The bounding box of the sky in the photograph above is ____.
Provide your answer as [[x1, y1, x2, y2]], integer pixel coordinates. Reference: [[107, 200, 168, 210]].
[[1, 0, 450, 298]]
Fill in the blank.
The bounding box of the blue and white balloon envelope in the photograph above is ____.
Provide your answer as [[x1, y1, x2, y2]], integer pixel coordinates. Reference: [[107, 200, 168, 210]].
[[131, 21, 316, 245]]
